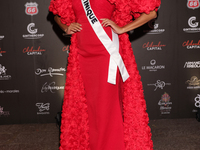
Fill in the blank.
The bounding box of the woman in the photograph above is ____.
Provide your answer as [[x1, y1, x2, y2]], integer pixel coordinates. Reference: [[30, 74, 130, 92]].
[[49, 0, 160, 149]]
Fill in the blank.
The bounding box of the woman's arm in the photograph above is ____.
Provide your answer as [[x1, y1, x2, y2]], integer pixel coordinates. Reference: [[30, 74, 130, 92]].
[[101, 10, 157, 34], [54, 15, 82, 35]]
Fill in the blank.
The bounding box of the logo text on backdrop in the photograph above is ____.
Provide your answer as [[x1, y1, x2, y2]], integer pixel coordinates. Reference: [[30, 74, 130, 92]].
[[25, 2, 38, 16], [187, 0, 200, 9]]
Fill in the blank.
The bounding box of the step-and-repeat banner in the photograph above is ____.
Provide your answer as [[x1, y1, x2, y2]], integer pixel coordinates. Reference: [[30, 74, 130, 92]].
[[0, 0, 200, 124]]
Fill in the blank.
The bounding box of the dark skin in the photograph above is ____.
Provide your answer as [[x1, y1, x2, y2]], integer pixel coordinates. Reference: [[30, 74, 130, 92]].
[[54, 10, 157, 35]]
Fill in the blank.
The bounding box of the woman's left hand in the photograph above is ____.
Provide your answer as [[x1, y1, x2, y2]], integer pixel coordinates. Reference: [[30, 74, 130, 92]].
[[100, 18, 124, 34]]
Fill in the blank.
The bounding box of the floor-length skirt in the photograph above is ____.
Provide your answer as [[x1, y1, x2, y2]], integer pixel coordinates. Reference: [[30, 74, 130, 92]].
[[78, 46, 126, 149]]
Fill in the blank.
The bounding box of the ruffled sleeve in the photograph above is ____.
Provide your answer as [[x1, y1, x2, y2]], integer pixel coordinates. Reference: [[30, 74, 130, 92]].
[[129, 0, 161, 19], [49, 0, 75, 25]]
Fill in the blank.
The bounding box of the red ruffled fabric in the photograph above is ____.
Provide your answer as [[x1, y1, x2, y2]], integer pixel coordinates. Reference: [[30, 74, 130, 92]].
[[129, 0, 161, 19], [107, 0, 160, 149], [49, 0, 160, 149], [60, 34, 90, 150], [49, 0, 75, 25]]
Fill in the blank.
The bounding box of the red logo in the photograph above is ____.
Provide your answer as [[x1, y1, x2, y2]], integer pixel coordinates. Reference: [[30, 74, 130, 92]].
[[25, 2, 38, 16], [143, 42, 166, 48], [182, 40, 200, 49], [143, 41, 166, 50], [23, 46, 46, 55], [62, 45, 70, 52], [187, 0, 200, 9]]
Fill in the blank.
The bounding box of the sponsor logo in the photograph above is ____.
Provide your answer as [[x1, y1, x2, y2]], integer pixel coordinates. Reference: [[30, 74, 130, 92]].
[[0, 64, 6, 75], [185, 76, 200, 89], [41, 82, 64, 93], [182, 40, 200, 49], [23, 23, 44, 39], [25, 2, 38, 16], [188, 16, 199, 28], [35, 103, 50, 115], [141, 59, 165, 71], [158, 92, 172, 115], [147, 80, 171, 91], [23, 46, 46, 55], [0, 35, 4, 40], [0, 106, 10, 117], [194, 94, 200, 108], [0, 64, 11, 80], [0, 90, 19, 94], [143, 19, 165, 34], [187, 0, 200, 9], [143, 41, 166, 51], [184, 61, 200, 68], [35, 67, 66, 77], [62, 45, 70, 53], [183, 16, 200, 33], [0, 48, 6, 56]]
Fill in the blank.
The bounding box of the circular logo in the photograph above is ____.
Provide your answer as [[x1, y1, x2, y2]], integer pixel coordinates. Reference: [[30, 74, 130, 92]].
[[188, 16, 199, 28], [150, 59, 156, 65], [27, 23, 38, 34], [195, 94, 200, 108]]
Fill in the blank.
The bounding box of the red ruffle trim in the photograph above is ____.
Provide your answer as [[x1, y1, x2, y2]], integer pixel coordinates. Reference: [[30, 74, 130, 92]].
[[129, 0, 161, 19], [111, 2, 154, 148], [60, 34, 90, 150], [120, 34, 153, 150], [49, 0, 75, 25]]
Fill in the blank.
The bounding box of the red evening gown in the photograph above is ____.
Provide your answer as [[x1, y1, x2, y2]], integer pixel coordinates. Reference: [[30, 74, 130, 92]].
[[49, 0, 161, 149], [73, 0, 125, 149]]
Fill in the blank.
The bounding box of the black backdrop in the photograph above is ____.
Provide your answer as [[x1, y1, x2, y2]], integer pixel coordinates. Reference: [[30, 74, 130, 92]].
[[0, 0, 200, 124]]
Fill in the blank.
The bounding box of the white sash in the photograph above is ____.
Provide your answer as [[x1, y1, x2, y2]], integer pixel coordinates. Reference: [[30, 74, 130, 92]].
[[81, 0, 129, 84]]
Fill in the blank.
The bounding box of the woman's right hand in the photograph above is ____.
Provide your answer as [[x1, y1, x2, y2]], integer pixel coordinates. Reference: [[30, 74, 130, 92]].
[[54, 15, 82, 35], [65, 23, 82, 35]]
